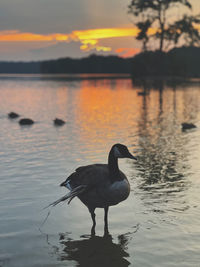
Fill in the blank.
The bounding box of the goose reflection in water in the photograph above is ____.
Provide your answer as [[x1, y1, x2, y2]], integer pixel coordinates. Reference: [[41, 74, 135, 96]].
[[58, 231, 130, 267]]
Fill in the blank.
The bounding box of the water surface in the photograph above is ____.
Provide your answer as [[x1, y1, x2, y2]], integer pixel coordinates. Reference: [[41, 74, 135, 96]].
[[0, 76, 200, 266]]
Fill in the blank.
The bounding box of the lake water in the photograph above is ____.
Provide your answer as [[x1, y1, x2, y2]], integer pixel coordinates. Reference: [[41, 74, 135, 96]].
[[0, 75, 200, 267]]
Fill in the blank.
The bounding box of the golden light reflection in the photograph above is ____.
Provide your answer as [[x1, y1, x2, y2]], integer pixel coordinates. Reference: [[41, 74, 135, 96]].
[[0, 82, 69, 121], [74, 80, 142, 153], [69, 81, 200, 157], [2, 79, 200, 162]]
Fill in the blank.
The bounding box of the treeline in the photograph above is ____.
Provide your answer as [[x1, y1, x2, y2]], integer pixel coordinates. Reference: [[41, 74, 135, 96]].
[[131, 46, 200, 78], [0, 55, 132, 74], [40, 55, 132, 74], [0, 47, 200, 78], [0, 61, 41, 73]]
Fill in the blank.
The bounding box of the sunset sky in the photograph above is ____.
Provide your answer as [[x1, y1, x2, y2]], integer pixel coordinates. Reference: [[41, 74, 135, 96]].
[[0, 0, 199, 61]]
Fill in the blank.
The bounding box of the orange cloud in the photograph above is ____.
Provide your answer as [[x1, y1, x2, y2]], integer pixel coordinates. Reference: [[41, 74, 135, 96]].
[[0, 30, 69, 42], [70, 28, 140, 52], [115, 48, 141, 58], [70, 28, 139, 41], [0, 28, 141, 55], [0, 27, 156, 56], [1, 25, 199, 54], [80, 39, 111, 52], [0, 28, 139, 43]]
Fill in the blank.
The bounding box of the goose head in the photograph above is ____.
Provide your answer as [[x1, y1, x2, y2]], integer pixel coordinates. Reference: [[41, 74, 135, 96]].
[[112, 144, 137, 160]]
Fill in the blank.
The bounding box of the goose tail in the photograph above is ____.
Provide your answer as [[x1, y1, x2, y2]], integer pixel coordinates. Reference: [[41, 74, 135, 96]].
[[44, 185, 87, 209]]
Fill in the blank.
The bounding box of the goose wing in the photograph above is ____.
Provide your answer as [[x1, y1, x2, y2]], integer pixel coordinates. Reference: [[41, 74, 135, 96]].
[[48, 164, 127, 208], [47, 164, 111, 208], [63, 164, 127, 207], [64, 164, 111, 189]]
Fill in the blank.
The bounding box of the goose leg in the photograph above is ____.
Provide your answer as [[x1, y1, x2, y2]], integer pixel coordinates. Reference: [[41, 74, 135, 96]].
[[89, 208, 96, 236], [104, 206, 109, 235]]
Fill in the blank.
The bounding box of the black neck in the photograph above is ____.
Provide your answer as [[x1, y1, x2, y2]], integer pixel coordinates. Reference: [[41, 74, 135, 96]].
[[108, 148, 121, 183]]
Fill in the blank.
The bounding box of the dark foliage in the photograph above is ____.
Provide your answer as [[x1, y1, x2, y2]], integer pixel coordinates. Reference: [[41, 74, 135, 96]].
[[0, 55, 132, 74], [0, 61, 40, 73], [131, 46, 200, 78], [40, 55, 132, 74], [128, 0, 195, 51], [0, 47, 200, 78]]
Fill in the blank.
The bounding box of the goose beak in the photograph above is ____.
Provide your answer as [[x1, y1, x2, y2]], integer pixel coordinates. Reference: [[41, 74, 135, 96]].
[[60, 181, 66, 187], [127, 152, 137, 160]]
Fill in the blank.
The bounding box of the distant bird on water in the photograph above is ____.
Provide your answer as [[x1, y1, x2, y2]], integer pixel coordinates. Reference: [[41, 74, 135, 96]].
[[8, 112, 20, 119], [48, 144, 137, 234], [53, 118, 66, 126], [19, 118, 34, 125], [181, 122, 196, 131]]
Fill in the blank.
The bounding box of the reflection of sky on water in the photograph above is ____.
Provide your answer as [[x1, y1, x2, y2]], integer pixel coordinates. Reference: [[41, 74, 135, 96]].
[[129, 81, 200, 218], [0, 77, 200, 266]]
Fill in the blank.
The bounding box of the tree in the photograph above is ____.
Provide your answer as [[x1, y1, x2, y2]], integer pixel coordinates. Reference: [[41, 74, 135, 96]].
[[136, 20, 152, 51], [128, 0, 200, 51], [166, 14, 200, 47]]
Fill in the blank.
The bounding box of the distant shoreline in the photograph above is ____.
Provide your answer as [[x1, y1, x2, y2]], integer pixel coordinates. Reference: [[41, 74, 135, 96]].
[[1, 74, 200, 85], [0, 73, 131, 80], [1, 47, 200, 79]]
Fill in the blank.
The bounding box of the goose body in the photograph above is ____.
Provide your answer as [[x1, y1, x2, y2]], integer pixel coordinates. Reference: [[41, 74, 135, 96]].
[[51, 144, 137, 234], [64, 164, 130, 208]]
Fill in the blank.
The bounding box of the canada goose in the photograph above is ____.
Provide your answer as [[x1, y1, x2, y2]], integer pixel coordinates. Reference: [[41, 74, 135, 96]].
[[19, 118, 34, 125], [8, 112, 20, 119], [48, 144, 137, 234], [181, 122, 196, 131], [53, 118, 66, 126]]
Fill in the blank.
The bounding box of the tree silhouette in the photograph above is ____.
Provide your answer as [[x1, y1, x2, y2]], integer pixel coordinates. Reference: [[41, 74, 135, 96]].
[[136, 20, 152, 51], [166, 14, 200, 47], [128, 0, 200, 51]]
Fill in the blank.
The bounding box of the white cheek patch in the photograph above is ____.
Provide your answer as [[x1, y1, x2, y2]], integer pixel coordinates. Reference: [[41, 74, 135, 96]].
[[66, 181, 72, 190], [113, 146, 123, 158]]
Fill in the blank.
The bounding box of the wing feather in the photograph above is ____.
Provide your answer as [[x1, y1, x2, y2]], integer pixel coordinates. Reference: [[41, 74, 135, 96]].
[[44, 185, 87, 208]]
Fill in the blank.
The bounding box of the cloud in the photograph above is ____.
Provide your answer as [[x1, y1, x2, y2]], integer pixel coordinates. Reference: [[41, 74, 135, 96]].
[[0, 30, 69, 42], [0, 28, 140, 57], [115, 48, 141, 57], [69, 28, 139, 41], [0, 28, 139, 43], [69, 28, 140, 52]]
